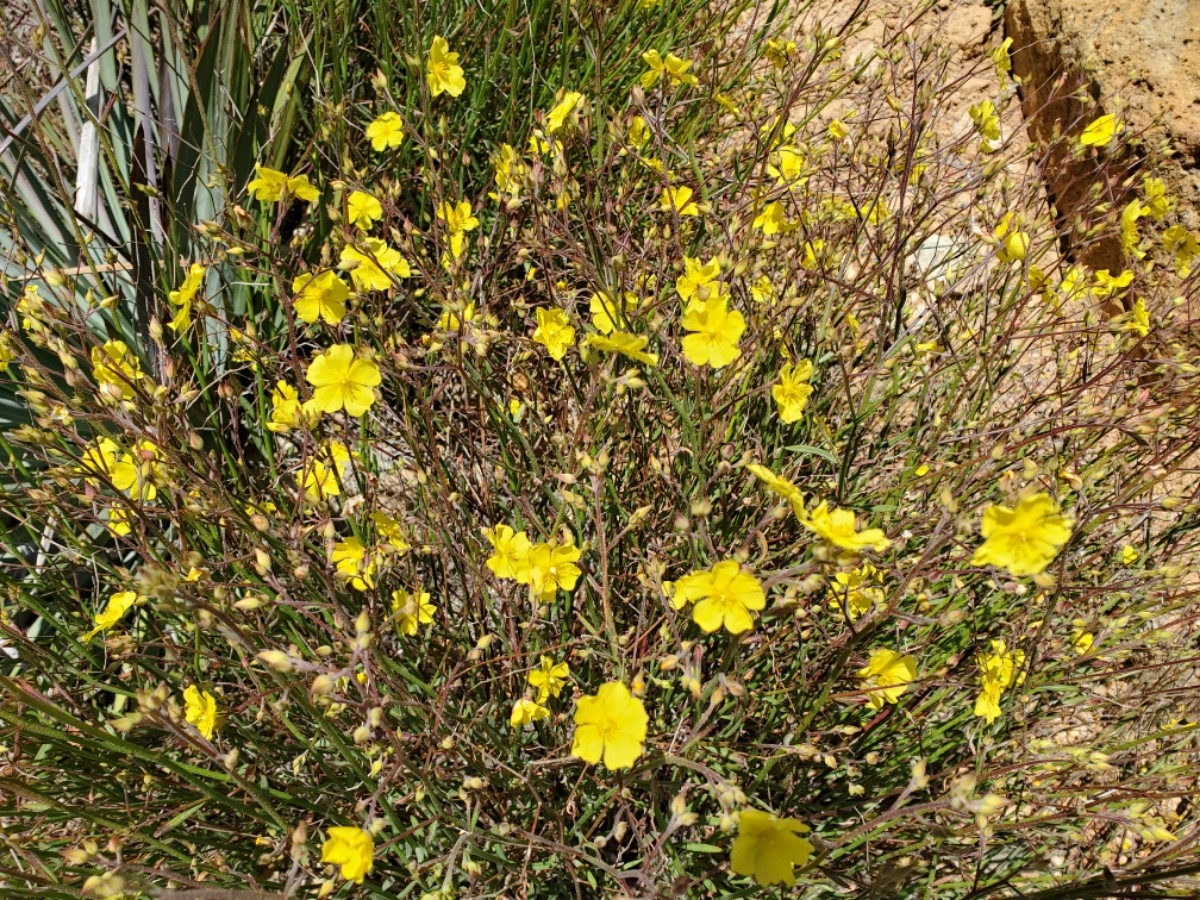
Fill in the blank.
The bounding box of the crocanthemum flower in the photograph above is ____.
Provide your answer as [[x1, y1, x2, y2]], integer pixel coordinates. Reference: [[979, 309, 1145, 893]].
[[510, 697, 550, 728], [82, 591, 143, 642], [246, 164, 319, 203], [800, 501, 890, 553], [571, 681, 648, 770], [305, 344, 382, 417], [585, 332, 659, 367], [528, 656, 570, 702], [671, 560, 765, 635], [772, 359, 813, 423], [183, 685, 218, 740], [546, 90, 584, 134], [391, 588, 435, 635], [346, 190, 383, 231], [485, 524, 532, 580], [365, 111, 405, 152], [339, 238, 411, 292], [167, 263, 205, 332], [856, 648, 917, 709], [426, 35, 466, 98], [681, 294, 745, 368], [321, 826, 374, 884], [292, 270, 349, 325], [660, 185, 700, 216], [532, 307, 575, 361], [730, 809, 814, 886], [971, 492, 1071, 577]]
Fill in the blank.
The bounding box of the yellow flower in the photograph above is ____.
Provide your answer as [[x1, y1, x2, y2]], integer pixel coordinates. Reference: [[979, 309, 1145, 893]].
[[856, 648, 918, 709], [1091, 268, 1133, 298], [365, 111, 405, 152], [1120, 198, 1145, 258], [992, 36, 1013, 83], [426, 35, 465, 97], [767, 148, 805, 188], [528, 656, 570, 702], [660, 185, 699, 216], [1163, 226, 1200, 275], [730, 810, 814, 887], [746, 463, 805, 518], [752, 200, 790, 235], [828, 118, 849, 141], [391, 588, 435, 635], [106, 506, 133, 537], [1143, 176, 1173, 220], [546, 90, 583, 134], [346, 190, 383, 230], [305, 344, 382, 417], [183, 685, 218, 740], [246, 164, 319, 203], [321, 826, 374, 884], [485, 524, 532, 580], [510, 697, 550, 728], [801, 500, 891, 553], [750, 275, 776, 305], [571, 681, 648, 770], [331, 537, 377, 591], [1120, 544, 1139, 566], [1118, 298, 1150, 337], [759, 115, 797, 149], [522, 540, 582, 603], [268, 381, 317, 433], [82, 591, 141, 642], [969, 99, 1001, 148], [992, 212, 1029, 263], [532, 307, 575, 361], [828, 564, 884, 622], [1080, 113, 1120, 147], [292, 270, 350, 325], [91, 340, 144, 400], [801, 239, 824, 270], [971, 492, 1071, 577], [974, 640, 1025, 723], [588, 290, 639, 334], [437, 199, 479, 257], [772, 359, 813, 423], [764, 38, 796, 69], [585, 332, 659, 366], [640, 50, 698, 88], [339, 238, 411, 292], [492, 143, 526, 199], [167, 263, 205, 332], [680, 294, 745, 368], [675, 256, 721, 309], [110, 440, 162, 501], [372, 511, 410, 553], [671, 560, 765, 635], [1071, 623, 1094, 656], [628, 115, 650, 150]]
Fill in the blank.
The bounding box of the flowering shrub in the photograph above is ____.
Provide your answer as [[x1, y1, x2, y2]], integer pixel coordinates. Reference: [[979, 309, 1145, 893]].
[[2, 1, 1200, 898]]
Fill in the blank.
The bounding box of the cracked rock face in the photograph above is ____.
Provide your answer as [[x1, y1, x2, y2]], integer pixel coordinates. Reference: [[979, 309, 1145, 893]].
[[1007, 0, 1200, 245]]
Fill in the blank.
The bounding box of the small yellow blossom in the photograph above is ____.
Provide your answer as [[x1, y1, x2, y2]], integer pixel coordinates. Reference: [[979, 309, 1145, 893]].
[[974, 640, 1025, 723], [436, 199, 480, 257], [746, 463, 805, 517], [167, 263, 205, 332], [752, 200, 790, 235], [391, 588, 435, 635], [828, 564, 884, 622], [856, 648, 917, 709], [828, 119, 849, 141], [110, 440, 162, 501], [321, 827, 374, 884], [346, 191, 383, 231], [1142, 176, 1173, 220], [91, 340, 145, 400], [589, 290, 639, 334], [268, 381, 317, 434], [972, 492, 1071, 577], [331, 537, 377, 591], [676, 256, 721, 309], [767, 148, 805, 188], [532, 307, 575, 361], [522, 540, 582, 603], [1120, 544, 1139, 566], [571, 681, 648, 770], [801, 501, 891, 552], [485, 524, 532, 580], [183, 685, 218, 740], [1080, 113, 1120, 147], [545, 90, 584, 134], [764, 38, 796, 69], [305, 344, 382, 417], [510, 697, 550, 728], [365, 111, 405, 152], [681, 294, 745, 368], [585, 332, 658, 366], [82, 591, 142, 642], [293, 271, 350, 325], [660, 185, 700, 216], [528, 656, 570, 702], [339, 238, 411, 291], [671, 560, 766, 635], [772, 359, 814, 423], [1118, 297, 1150, 337], [640, 50, 698, 88], [426, 36, 465, 97], [246, 165, 319, 203], [730, 810, 814, 887]]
